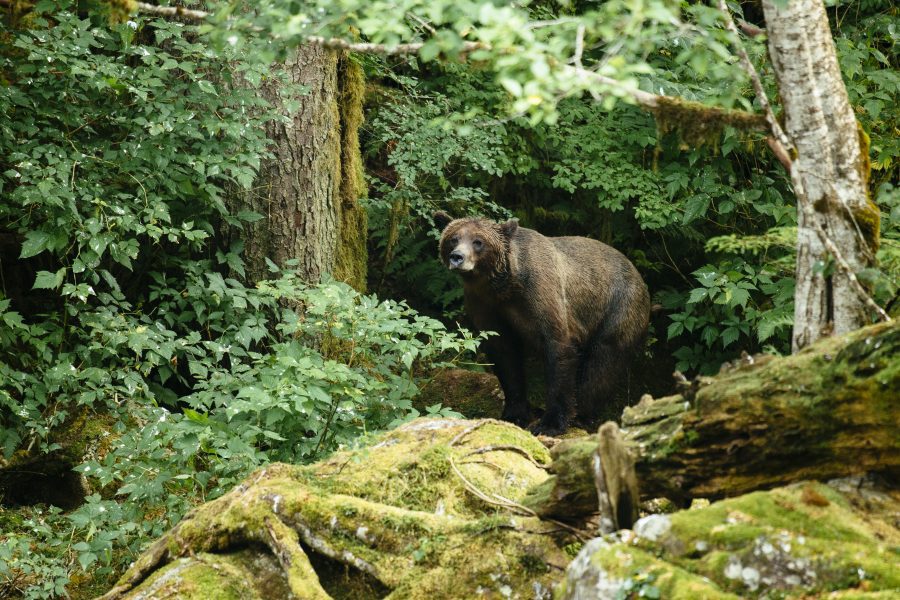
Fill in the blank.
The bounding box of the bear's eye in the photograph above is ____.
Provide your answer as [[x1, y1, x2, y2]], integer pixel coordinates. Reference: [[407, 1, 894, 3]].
[[473, 239, 483, 251], [449, 236, 459, 245]]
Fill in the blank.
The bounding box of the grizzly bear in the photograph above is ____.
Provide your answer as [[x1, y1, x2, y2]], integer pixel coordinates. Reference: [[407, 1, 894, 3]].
[[434, 211, 650, 435]]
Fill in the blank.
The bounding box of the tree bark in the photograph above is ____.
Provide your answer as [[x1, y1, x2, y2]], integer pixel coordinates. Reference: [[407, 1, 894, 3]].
[[524, 320, 900, 518], [237, 47, 367, 288], [761, 0, 880, 351]]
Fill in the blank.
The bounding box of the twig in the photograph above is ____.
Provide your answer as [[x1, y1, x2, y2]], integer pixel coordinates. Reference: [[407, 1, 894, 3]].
[[809, 210, 891, 322], [448, 453, 535, 515], [766, 136, 793, 170], [135, 1, 209, 21], [448, 418, 506, 448], [306, 36, 488, 55], [407, 12, 436, 36], [789, 165, 891, 323], [572, 24, 585, 68], [446, 420, 587, 539]]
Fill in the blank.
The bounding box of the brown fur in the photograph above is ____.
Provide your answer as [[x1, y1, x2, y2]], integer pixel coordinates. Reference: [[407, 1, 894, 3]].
[[434, 211, 650, 435]]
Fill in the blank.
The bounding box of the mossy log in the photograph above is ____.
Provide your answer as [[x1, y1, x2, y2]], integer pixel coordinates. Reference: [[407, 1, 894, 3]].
[[526, 320, 900, 518], [97, 323, 899, 599]]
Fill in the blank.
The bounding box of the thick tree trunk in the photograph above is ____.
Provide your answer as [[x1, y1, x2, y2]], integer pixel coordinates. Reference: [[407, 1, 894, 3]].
[[761, 0, 879, 351], [238, 47, 367, 288], [524, 320, 900, 519]]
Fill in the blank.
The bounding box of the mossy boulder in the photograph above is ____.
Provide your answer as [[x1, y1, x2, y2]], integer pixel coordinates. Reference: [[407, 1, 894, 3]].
[[415, 369, 504, 420], [558, 479, 900, 599], [0, 407, 115, 509], [100, 418, 569, 600]]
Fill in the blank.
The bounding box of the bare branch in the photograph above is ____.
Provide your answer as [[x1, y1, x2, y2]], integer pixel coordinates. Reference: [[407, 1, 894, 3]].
[[766, 136, 793, 170], [573, 24, 586, 68], [407, 12, 436, 36], [135, 1, 210, 21], [737, 19, 766, 37], [812, 219, 892, 323], [305, 36, 488, 55]]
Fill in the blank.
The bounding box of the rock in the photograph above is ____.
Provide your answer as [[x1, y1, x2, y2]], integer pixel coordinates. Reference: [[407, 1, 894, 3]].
[[557, 481, 900, 599], [633, 514, 672, 542], [415, 369, 504, 419], [99, 418, 568, 600]]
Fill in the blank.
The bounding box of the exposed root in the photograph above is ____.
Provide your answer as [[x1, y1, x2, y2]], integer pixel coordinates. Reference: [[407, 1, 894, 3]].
[[263, 516, 331, 599], [462, 444, 551, 468]]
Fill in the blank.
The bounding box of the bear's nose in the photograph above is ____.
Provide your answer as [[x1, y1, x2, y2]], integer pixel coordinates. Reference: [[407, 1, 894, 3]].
[[449, 251, 464, 268]]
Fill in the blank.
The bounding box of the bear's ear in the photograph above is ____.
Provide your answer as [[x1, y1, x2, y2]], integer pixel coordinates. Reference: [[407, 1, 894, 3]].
[[433, 211, 454, 231], [500, 218, 519, 238]]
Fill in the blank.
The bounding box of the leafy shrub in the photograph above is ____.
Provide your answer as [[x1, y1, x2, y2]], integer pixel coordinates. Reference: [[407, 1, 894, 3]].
[[0, 7, 481, 598]]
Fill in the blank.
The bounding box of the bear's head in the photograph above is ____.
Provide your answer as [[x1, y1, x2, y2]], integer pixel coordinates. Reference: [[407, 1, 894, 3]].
[[433, 211, 518, 279]]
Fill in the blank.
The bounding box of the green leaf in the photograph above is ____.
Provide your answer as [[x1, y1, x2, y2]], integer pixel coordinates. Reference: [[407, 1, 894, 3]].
[[20, 230, 51, 259], [682, 195, 710, 225], [78, 551, 98, 571], [721, 326, 740, 348], [33, 268, 65, 290], [419, 41, 440, 63], [687, 288, 707, 304]]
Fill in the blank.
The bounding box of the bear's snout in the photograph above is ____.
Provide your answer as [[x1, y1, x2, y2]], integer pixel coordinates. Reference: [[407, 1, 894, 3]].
[[449, 251, 465, 268]]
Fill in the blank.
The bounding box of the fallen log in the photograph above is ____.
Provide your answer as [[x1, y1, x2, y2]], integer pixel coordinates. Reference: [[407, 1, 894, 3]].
[[525, 320, 900, 518]]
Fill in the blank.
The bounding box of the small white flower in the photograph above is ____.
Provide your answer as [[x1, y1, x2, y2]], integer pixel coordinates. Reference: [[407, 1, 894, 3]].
[[126, 20, 138, 30]]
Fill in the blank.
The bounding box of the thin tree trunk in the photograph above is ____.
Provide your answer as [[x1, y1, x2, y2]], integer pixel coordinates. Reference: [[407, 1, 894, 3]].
[[761, 0, 879, 351]]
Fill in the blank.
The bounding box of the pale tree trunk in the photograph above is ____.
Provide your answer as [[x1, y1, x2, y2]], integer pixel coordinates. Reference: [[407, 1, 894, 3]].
[[239, 46, 367, 287], [761, 0, 880, 351]]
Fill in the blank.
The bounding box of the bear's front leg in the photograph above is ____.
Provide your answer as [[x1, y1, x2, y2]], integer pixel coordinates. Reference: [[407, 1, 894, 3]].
[[532, 340, 577, 436], [484, 337, 530, 427]]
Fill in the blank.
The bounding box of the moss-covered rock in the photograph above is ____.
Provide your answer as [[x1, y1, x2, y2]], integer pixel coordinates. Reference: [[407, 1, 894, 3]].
[[414, 368, 504, 420], [98, 418, 899, 599], [558, 480, 900, 599], [0, 407, 116, 508], [100, 418, 568, 600]]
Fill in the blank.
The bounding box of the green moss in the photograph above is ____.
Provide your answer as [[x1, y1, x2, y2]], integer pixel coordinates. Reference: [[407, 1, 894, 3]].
[[307, 419, 549, 519], [333, 54, 368, 292], [633, 482, 900, 595], [109, 419, 573, 599], [132, 551, 291, 600], [650, 96, 768, 149], [587, 545, 739, 599], [414, 369, 503, 420]]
